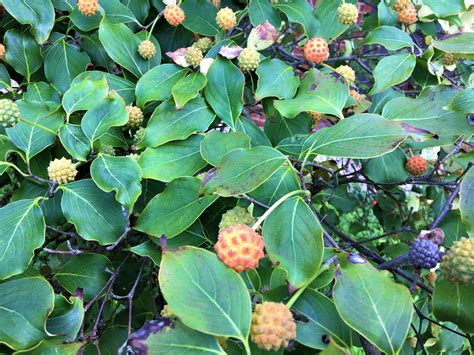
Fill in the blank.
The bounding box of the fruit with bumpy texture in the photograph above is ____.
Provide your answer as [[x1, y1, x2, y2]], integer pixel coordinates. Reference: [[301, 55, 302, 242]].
[[335, 65, 356, 84], [98, 145, 115, 156], [164, 5, 185, 26], [160, 305, 176, 318], [250, 302, 297, 351], [441, 53, 456, 66], [406, 156, 427, 176], [337, 3, 358, 25], [0, 99, 20, 128], [441, 237, 474, 284], [185, 47, 203, 68], [397, 5, 417, 25], [349, 89, 362, 104], [304, 38, 329, 63], [219, 206, 256, 233], [393, 0, 412, 11], [134, 127, 146, 143], [214, 225, 264, 273], [48, 158, 78, 185], [77, 0, 98, 16], [0, 43, 5, 58], [138, 40, 156, 60], [216, 7, 236, 30], [127, 106, 144, 129], [309, 112, 322, 125], [193, 38, 213, 53], [409, 239, 441, 269], [238, 48, 260, 72]]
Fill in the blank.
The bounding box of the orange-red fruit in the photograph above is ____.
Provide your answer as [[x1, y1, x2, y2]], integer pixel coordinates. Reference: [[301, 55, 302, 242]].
[[303, 38, 329, 63], [214, 225, 264, 273], [350, 89, 362, 104], [250, 302, 297, 351], [397, 5, 417, 25], [0, 44, 5, 58], [164, 5, 185, 26], [77, 0, 99, 17], [406, 156, 427, 176]]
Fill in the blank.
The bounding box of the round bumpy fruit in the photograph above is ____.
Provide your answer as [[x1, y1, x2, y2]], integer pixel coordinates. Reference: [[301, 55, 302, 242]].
[[349, 89, 362, 104], [127, 106, 144, 129], [393, 0, 412, 11], [134, 127, 146, 143], [185, 47, 203, 68], [406, 156, 427, 176], [304, 38, 329, 63], [138, 40, 156, 60], [0, 43, 5, 58], [441, 237, 474, 284], [98, 145, 115, 156], [337, 3, 358, 25], [164, 5, 185, 26], [193, 38, 213, 53], [309, 112, 322, 125], [0, 99, 20, 128], [214, 225, 264, 273], [397, 5, 417, 25], [441, 53, 456, 66], [48, 158, 78, 185], [250, 302, 297, 351], [77, 0, 99, 16], [216, 7, 236, 30], [238, 48, 260, 72], [335, 65, 356, 84], [219, 206, 256, 233], [409, 239, 441, 269]]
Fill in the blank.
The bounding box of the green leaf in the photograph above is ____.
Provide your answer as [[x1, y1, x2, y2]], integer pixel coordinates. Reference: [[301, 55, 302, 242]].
[[25, 82, 61, 103], [294, 289, 352, 349], [235, 116, 273, 147], [262, 197, 324, 288], [255, 59, 300, 101], [55, 253, 113, 301], [2, 0, 55, 44], [264, 109, 312, 146], [138, 135, 207, 182], [302, 114, 416, 159], [433, 278, 474, 333], [314, 0, 352, 40], [59, 179, 128, 245], [180, 0, 220, 36], [135, 177, 218, 238], [129, 320, 225, 354], [0, 199, 45, 280], [424, 0, 466, 17], [58, 124, 91, 162], [0, 277, 54, 351], [137, 98, 215, 148], [364, 149, 410, 184], [62, 77, 109, 118], [201, 146, 288, 197], [44, 40, 91, 93], [46, 295, 84, 342], [460, 167, 474, 237], [0, 64, 11, 90], [16, 340, 82, 355], [172, 73, 208, 109], [99, 18, 161, 78], [370, 54, 416, 95], [81, 92, 128, 145], [447, 88, 474, 113], [274, 0, 319, 37], [6, 101, 63, 161], [159, 247, 251, 339], [135, 64, 188, 108], [91, 154, 143, 210], [274, 69, 348, 119], [249, 0, 281, 28], [364, 26, 414, 50], [204, 57, 245, 129], [4, 30, 42, 82], [432, 33, 474, 54], [200, 131, 251, 166], [130, 241, 162, 266], [333, 254, 413, 354]]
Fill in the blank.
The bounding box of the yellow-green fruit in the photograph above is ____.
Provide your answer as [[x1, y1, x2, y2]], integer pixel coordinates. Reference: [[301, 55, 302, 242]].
[[350, 89, 362, 104], [185, 47, 203, 68], [138, 40, 156, 60], [77, 0, 98, 16], [48, 158, 77, 185], [219, 206, 256, 232], [128, 153, 140, 161], [98, 145, 115, 156], [134, 127, 146, 143], [160, 305, 175, 318], [0, 99, 20, 128], [441, 237, 474, 284], [193, 38, 213, 53], [337, 3, 358, 25], [250, 302, 297, 351], [127, 106, 144, 129], [393, 0, 411, 11], [335, 65, 356, 84], [216, 7, 236, 30], [238, 48, 260, 72], [441, 53, 456, 66]]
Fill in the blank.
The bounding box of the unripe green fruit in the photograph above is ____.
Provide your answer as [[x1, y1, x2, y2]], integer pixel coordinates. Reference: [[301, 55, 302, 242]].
[[127, 106, 144, 129], [185, 47, 203, 68], [134, 127, 146, 143], [238, 48, 260, 72], [48, 158, 77, 185], [193, 38, 213, 53], [219, 206, 256, 232], [337, 3, 358, 25], [441, 53, 456, 66], [335, 65, 356, 84], [441, 237, 474, 284], [138, 40, 156, 60], [0, 99, 20, 128], [98, 145, 115, 156]]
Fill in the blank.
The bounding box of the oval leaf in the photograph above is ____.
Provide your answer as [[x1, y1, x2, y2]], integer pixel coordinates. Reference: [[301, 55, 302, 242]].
[[369, 54, 416, 95]]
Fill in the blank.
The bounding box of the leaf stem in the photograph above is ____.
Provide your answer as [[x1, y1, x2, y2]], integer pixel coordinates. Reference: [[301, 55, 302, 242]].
[[242, 338, 252, 355], [286, 263, 330, 308]]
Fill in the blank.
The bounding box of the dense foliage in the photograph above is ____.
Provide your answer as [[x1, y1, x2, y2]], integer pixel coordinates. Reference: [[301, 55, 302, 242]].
[[0, 0, 473, 354]]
